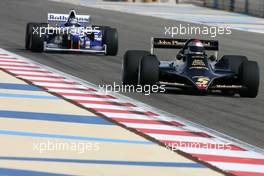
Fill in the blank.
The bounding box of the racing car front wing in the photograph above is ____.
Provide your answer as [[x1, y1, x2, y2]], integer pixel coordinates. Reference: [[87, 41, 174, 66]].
[[44, 43, 107, 54]]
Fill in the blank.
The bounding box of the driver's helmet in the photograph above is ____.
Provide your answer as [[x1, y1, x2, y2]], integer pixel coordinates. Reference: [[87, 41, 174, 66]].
[[184, 40, 204, 55], [68, 17, 78, 26]]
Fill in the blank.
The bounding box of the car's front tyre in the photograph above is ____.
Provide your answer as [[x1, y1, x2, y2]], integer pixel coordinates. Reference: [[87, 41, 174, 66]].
[[29, 23, 47, 52], [239, 61, 259, 98], [25, 22, 38, 50], [104, 28, 118, 56], [139, 55, 159, 86], [122, 50, 150, 85]]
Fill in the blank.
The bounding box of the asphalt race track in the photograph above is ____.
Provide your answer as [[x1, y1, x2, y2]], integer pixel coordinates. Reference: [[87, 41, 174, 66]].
[[0, 0, 263, 149]]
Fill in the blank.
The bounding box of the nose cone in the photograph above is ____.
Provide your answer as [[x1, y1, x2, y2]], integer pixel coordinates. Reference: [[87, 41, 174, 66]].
[[184, 54, 214, 91], [194, 76, 210, 90]]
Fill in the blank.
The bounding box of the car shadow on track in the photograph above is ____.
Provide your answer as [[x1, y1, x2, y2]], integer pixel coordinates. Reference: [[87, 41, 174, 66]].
[[162, 89, 241, 98]]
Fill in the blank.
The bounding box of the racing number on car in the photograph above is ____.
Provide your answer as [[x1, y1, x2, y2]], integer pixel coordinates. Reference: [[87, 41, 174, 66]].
[[196, 77, 210, 89]]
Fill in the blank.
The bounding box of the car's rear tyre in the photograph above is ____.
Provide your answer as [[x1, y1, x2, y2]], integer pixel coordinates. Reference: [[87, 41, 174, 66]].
[[104, 28, 118, 56], [139, 55, 159, 85], [29, 23, 47, 52], [92, 25, 110, 41], [92, 25, 110, 32], [216, 55, 248, 74], [238, 61, 259, 98], [25, 22, 38, 50], [122, 50, 150, 85]]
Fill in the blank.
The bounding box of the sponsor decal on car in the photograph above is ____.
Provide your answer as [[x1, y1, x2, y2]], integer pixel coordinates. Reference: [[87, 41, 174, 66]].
[[193, 76, 210, 89], [47, 13, 90, 23], [155, 39, 185, 47], [215, 85, 243, 89], [189, 59, 208, 70]]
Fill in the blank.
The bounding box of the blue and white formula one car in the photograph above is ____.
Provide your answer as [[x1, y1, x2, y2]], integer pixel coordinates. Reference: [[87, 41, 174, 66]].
[[25, 10, 118, 55]]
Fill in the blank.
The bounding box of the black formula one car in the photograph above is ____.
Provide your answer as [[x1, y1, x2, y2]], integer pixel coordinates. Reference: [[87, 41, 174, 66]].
[[122, 38, 260, 97]]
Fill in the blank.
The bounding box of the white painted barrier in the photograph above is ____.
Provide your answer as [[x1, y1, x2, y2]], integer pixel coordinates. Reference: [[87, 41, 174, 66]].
[[203, 0, 264, 17]]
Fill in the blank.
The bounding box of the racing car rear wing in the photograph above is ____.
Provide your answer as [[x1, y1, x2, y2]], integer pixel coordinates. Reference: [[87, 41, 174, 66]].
[[151, 37, 219, 54], [47, 13, 91, 23]]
